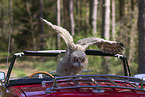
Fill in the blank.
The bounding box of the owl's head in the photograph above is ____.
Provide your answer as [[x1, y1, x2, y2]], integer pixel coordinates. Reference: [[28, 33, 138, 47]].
[[70, 50, 88, 68]]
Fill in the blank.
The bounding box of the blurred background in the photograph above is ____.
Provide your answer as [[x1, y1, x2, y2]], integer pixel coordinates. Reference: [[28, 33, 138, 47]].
[[0, 0, 144, 77]]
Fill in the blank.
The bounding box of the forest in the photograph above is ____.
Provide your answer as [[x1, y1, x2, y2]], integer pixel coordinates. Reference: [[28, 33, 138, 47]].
[[0, 0, 145, 76]]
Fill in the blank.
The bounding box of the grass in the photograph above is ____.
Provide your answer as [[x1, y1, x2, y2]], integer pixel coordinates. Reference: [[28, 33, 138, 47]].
[[36, 61, 57, 72], [9, 56, 58, 78], [12, 69, 27, 77]]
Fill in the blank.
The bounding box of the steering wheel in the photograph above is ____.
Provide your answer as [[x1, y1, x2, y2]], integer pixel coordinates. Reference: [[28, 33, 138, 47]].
[[29, 71, 54, 79]]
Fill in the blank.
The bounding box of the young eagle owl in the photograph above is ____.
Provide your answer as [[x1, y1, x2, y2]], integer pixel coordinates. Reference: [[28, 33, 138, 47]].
[[39, 17, 124, 76]]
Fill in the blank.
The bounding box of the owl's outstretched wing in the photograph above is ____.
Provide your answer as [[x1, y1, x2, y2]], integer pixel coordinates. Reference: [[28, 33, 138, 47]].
[[39, 17, 75, 49], [76, 37, 124, 54]]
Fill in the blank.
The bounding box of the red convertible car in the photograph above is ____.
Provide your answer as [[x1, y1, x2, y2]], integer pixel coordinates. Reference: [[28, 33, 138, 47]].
[[0, 49, 145, 97]]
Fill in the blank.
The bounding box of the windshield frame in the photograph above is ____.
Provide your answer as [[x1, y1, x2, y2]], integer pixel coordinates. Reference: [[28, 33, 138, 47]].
[[4, 49, 131, 87]]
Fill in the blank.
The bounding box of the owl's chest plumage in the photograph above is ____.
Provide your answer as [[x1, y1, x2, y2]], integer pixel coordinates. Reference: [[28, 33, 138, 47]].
[[56, 52, 88, 76]]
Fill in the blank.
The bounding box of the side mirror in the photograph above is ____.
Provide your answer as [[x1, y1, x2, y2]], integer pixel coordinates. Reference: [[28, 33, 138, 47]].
[[0, 71, 5, 80], [134, 74, 145, 80]]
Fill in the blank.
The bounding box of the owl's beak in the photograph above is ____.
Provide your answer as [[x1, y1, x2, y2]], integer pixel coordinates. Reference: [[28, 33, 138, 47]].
[[78, 61, 82, 67], [78, 62, 81, 66], [75, 59, 82, 67]]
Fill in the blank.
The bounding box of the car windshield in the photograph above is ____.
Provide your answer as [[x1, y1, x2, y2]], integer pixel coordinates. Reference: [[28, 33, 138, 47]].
[[10, 52, 124, 79]]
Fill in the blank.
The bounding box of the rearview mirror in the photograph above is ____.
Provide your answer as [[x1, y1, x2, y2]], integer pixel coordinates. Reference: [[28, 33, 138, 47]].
[[134, 74, 145, 80], [0, 71, 5, 80]]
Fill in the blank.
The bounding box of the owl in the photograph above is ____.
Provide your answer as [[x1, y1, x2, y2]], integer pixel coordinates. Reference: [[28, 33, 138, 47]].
[[39, 17, 124, 76]]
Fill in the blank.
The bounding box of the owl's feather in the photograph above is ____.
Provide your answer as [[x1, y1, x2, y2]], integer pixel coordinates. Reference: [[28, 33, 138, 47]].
[[76, 37, 124, 54], [39, 17, 75, 49]]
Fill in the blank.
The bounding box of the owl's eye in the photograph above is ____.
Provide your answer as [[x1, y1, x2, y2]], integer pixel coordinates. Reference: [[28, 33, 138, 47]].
[[75, 59, 79, 62], [81, 59, 84, 62], [73, 57, 79, 62]]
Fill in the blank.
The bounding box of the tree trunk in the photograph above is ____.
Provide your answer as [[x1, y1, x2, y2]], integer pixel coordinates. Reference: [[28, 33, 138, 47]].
[[101, 0, 110, 40], [128, 0, 137, 63], [85, 1, 90, 35], [56, 0, 61, 50], [101, 0, 111, 74], [131, 0, 134, 11], [39, 0, 45, 50], [75, 0, 81, 33], [119, 0, 125, 19], [138, 0, 145, 73], [112, 0, 116, 41], [90, 0, 98, 35], [129, 24, 136, 63], [1, 8, 4, 36], [9, 0, 14, 54], [69, 0, 75, 36], [62, 0, 70, 31], [26, 1, 36, 50]]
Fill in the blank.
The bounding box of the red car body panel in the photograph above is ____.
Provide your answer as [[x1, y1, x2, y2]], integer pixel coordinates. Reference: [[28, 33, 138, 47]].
[[3, 84, 145, 97]]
